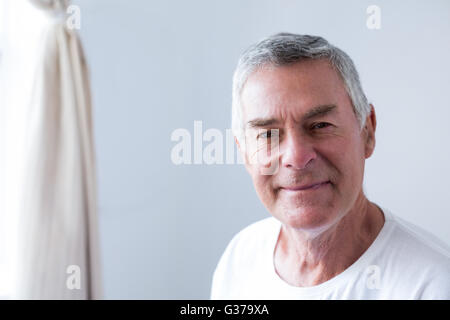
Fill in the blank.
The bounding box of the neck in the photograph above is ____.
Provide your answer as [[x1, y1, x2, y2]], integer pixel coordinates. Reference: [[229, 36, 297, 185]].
[[274, 193, 385, 287]]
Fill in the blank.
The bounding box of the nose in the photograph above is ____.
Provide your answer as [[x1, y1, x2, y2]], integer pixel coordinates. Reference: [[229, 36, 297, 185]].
[[281, 130, 317, 170]]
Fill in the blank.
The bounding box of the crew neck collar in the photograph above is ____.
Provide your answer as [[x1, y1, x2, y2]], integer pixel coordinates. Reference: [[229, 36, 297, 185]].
[[267, 206, 395, 296]]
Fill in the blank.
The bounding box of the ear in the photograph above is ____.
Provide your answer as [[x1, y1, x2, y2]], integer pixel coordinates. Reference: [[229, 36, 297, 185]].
[[364, 104, 377, 159]]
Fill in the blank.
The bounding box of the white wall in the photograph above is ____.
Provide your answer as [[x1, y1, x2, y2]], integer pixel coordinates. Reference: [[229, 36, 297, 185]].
[[73, 0, 450, 299]]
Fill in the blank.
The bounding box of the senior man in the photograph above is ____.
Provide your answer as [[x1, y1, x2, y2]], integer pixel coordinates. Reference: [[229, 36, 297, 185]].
[[211, 33, 450, 299]]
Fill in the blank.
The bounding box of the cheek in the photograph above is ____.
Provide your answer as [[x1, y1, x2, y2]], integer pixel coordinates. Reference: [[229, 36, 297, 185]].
[[310, 132, 363, 184], [330, 137, 366, 189], [250, 168, 276, 205]]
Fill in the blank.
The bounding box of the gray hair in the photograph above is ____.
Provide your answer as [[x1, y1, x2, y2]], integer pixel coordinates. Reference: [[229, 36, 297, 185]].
[[232, 33, 370, 145]]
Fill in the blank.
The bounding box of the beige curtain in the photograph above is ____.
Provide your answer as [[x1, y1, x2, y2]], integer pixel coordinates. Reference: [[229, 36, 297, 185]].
[[14, 0, 102, 299]]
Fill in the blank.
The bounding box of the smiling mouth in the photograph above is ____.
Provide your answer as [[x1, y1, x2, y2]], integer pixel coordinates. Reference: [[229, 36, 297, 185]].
[[280, 181, 331, 191]]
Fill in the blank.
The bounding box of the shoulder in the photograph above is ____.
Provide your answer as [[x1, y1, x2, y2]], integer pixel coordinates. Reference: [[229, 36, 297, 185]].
[[387, 209, 450, 262], [215, 216, 279, 268], [381, 208, 450, 299], [227, 216, 280, 250], [210, 216, 279, 299]]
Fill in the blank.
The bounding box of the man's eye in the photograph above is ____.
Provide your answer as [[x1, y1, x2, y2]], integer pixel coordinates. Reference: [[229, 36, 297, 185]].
[[258, 130, 278, 139], [261, 131, 271, 139], [311, 122, 331, 130]]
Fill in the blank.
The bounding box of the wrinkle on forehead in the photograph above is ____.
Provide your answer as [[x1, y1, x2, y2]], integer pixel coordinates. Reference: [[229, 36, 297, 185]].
[[241, 59, 352, 126]]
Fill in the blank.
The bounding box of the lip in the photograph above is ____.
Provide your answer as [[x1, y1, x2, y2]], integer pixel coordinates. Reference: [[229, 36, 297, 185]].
[[280, 181, 330, 191]]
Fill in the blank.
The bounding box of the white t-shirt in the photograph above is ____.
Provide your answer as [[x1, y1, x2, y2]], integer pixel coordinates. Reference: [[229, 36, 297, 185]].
[[211, 208, 450, 299]]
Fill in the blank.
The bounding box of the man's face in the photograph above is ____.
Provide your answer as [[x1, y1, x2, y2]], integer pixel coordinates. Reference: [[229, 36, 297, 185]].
[[239, 59, 375, 233]]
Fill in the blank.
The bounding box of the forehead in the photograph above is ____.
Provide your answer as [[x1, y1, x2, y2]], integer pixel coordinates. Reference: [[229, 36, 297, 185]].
[[241, 59, 353, 122]]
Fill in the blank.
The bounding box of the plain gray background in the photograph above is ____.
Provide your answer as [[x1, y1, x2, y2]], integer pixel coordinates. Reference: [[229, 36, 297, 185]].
[[73, 0, 450, 299]]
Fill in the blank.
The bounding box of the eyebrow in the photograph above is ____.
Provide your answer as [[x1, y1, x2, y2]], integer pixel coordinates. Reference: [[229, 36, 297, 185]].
[[304, 104, 337, 120], [246, 104, 337, 129]]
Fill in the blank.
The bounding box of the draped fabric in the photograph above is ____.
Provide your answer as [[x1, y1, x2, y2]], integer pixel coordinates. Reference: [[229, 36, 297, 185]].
[[12, 0, 102, 299]]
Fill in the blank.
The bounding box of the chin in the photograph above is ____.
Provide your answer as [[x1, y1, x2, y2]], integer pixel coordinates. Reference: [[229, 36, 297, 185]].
[[279, 205, 337, 231]]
